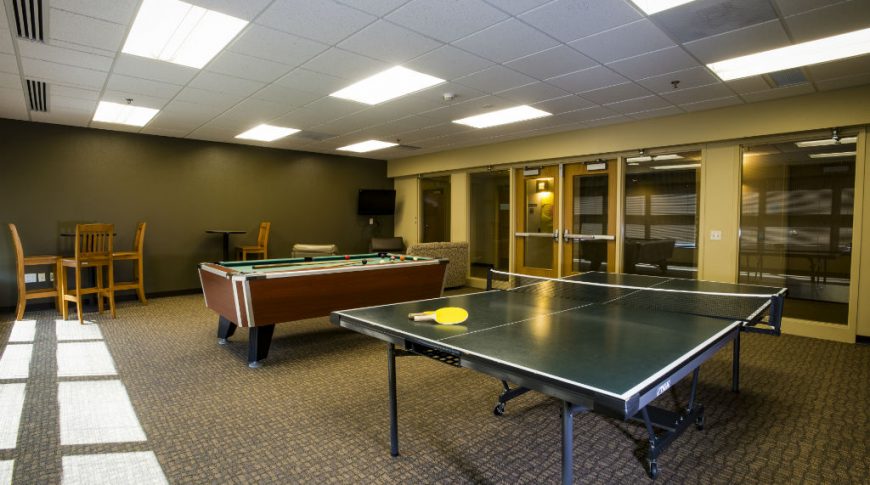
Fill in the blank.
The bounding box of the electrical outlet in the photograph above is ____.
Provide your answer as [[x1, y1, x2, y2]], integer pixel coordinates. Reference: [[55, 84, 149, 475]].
[[24, 273, 37, 283], [710, 230, 722, 241], [37, 273, 46, 282]]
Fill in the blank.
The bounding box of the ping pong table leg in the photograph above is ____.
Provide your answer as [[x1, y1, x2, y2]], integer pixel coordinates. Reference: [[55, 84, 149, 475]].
[[388, 343, 399, 457], [732, 332, 741, 393], [561, 400, 574, 485]]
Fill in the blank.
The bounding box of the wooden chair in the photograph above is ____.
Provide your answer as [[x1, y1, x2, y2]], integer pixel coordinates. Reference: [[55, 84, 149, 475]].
[[237, 222, 270, 260], [8, 224, 62, 320], [60, 223, 115, 323], [113, 222, 147, 304]]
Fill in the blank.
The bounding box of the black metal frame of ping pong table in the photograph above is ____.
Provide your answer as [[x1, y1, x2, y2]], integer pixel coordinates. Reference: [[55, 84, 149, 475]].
[[332, 274, 785, 483]]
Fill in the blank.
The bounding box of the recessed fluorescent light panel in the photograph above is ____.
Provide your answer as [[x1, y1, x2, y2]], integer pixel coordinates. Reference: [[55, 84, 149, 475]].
[[652, 163, 701, 170], [453, 105, 552, 129], [123, 0, 248, 69], [631, 0, 698, 15], [337, 140, 398, 153], [92, 101, 158, 127], [625, 154, 684, 162], [708, 27, 870, 81], [795, 136, 857, 148], [236, 124, 299, 142], [330, 67, 444, 105], [808, 151, 856, 159]]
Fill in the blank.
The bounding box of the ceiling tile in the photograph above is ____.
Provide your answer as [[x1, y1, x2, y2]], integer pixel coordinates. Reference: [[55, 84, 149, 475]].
[[680, 95, 742, 112], [188, 71, 266, 97], [257, 0, 376, 44], [300, 97, 367, 123], [454, 19, 559, 64], [33, 110, 93, 126], [0, 29, 14, 55], [531, 94, 596, 114], [334, 0, 412, 16], [482, 0, 553, 16], [740, 83, 816, 103], [635, 66, 721, 93], [21, 59, 107, 89], [0, 87, 27, 119], [113, 55, 199, 85], [274, 68, 348, 95], [627, 105, 684, 120], [683, 19, 789, 64], [216, 98, 294, 127], [139, 126, 193, 138], [338, 20, 442, 63], [174, 87, 244, 110], [206, 51, 292, 83], [50, 0, 139, 24], [724, 76, 770, 94], [773, 0, 844, 17], [49, 8, 127, 52], [552, 105, 622, 123], [186, 0, 273, 20], [652, 0, 778, 43], [50, 95, 98, 113], [815, 72, 870, 92], [604, 95, 672, 115], [51, 85, 100, 101], [251, 84, 322, 109], [580, 82, 651, 104], [404, 45, 494, 81], [519, 0, 642, 43], [301, 48, 389, 82], [105, 74, 183, 100], [455, 66, 537, 93], [546, 66, 629, 94], [807, 56, 870, 82], [229, 25, 328, 68], [495, 82, 570, 104], [0, 72, 20, 89], [569, 19, 675, 64], [660, 82, 735, 104], [386, 0, 508, 43], [785, 1, 870, 42], [607, 47, 700, 81], [506, 46, 597, 81], [18, 43, 113, 72], [0, 53, 20, 75]]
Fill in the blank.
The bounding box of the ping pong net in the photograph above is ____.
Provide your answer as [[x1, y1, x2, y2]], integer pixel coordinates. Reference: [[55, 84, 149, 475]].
[[488, 270, 785, 331]]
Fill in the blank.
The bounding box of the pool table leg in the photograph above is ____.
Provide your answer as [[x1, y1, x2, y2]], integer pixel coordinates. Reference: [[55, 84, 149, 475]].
[[247, 325, 275, 368], [217, 316, 237, 344]]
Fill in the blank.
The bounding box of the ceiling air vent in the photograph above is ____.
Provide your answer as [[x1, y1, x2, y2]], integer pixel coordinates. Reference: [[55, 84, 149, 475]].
[[12, 0, 45, 42], [768, 68, 807, 87], [26, 80, 48, 112]]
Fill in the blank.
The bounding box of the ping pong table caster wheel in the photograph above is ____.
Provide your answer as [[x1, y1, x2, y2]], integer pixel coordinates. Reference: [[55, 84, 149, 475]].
[[647, 460, 658, 479], [493, 403, 505, 416]]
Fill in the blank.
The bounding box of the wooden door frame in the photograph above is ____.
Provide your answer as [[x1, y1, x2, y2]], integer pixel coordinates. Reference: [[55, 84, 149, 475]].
[[514, 166, 560, 277], [561, 160, 618, 275]]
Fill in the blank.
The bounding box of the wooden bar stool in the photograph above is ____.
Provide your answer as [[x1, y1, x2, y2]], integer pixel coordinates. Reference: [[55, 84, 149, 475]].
[[60, 223, 115, 323], [8, 223, 62, 320], [113, 222, 147, 304], [237, 222, 270, 260]]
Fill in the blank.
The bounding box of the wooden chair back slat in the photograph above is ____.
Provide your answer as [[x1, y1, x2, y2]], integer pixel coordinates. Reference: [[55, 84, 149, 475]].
[[257, 222, 270, 247], [74, 223, 114, 259]]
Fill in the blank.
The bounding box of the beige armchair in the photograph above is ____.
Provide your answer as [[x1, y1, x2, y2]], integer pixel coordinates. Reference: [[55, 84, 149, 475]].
[[406, 241, 469, 288]]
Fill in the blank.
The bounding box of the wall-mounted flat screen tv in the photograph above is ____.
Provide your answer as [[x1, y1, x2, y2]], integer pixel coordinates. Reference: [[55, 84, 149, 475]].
[[358, 189, 396, 215]]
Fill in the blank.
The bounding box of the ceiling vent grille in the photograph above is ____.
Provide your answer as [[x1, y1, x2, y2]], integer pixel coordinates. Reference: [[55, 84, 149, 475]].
[[26, 80, 48, 112], [12, 0, 45, 42]]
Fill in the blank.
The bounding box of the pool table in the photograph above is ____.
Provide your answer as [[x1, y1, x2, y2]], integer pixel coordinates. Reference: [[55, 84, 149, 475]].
[[198, 253, 448, 367]]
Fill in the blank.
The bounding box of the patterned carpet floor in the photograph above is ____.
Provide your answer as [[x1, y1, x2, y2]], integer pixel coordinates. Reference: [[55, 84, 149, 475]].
[[0, 294, 868, 484]]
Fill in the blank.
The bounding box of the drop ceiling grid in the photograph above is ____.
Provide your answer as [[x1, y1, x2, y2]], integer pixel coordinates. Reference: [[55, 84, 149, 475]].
[[0, 0, 865, 158]]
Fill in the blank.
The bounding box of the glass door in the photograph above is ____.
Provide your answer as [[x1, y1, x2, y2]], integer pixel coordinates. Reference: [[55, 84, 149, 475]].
[[514, 166, 559, 277], [562, 161, 617, 275]]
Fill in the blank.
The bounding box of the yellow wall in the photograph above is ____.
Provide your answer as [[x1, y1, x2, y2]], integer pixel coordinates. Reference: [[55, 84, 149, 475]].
[[394, 176, 418, 248], [389, 85, 870, 341]]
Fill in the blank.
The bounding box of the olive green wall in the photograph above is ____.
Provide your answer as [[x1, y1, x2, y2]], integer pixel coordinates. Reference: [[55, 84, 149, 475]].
[[0, 118, 393, 309]]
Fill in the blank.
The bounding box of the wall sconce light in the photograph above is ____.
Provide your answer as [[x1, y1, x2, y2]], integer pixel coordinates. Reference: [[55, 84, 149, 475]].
[[536, 180, 549, 192]]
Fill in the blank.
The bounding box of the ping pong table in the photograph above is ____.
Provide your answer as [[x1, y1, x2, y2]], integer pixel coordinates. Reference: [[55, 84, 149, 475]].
[[330, 271, 786, 483]]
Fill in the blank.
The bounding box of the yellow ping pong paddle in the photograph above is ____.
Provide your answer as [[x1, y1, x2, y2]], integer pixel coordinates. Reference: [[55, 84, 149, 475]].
[[408, 307, 469, 325]]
